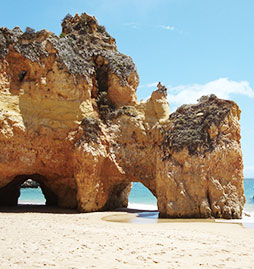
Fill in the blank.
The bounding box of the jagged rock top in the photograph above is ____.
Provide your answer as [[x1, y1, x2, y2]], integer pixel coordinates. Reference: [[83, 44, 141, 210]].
[[61, 13, 116, 50], [161, 94, 240, 156], [0, 12, 137, 84]]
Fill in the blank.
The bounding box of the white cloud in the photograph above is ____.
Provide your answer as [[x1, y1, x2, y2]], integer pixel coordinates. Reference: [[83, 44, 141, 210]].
[[123, 22, 139, 29], [124, 23, 176, 32], [167, 78, 254, 110], [244, 166, 254, 177], [147, 82, 158, 88], [160, 25, 175, 31], [139, 82, 158, 89], [245, 166, 254, 172]]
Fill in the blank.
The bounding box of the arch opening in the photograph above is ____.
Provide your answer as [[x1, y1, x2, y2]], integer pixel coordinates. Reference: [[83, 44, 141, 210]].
[[0, 174, 58, 207], [19, 180, 46, 205], [128, 182, 158, 211]]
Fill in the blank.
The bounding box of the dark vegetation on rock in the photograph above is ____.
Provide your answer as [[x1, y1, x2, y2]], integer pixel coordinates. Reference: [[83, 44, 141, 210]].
[[25, 27, 35, 34], [96, 91, 115, 122], [0, 12, 137, 83], [161, 94, 232, 156], [109, 106, 139, 120], [77, 117, 102, 145]]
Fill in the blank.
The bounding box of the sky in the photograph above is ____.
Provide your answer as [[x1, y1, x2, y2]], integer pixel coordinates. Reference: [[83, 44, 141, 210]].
[[0, 0, 253, 177]]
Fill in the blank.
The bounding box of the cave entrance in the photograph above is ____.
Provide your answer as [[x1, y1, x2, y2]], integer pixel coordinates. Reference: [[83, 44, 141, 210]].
[[0, 174, 58, 207], [128, 182, 158, 211], [19, 180, 46, 205]]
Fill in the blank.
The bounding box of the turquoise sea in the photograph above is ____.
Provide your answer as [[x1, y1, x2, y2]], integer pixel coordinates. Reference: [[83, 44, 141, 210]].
[[243, 178, 254, 213], [19, 179, 254, 215]]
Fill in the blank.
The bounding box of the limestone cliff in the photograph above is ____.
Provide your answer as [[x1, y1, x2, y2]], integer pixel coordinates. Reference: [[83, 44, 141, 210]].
[[0, 12, 245, 218]]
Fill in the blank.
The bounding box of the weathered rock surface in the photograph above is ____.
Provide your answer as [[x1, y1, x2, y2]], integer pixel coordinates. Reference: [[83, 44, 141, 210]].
[[21, 179, 39, 188], [0, 12, 245, 218]]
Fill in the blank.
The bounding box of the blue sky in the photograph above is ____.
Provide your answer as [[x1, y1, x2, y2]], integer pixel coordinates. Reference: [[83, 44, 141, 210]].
[[0, 0, 253, 177]]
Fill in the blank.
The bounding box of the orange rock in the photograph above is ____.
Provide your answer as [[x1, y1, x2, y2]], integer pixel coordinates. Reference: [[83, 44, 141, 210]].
[[0, 13, 245, 218]]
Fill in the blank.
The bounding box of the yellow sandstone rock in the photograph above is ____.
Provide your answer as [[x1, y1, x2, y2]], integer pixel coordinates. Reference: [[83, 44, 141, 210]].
[[0, 13, 245, 218]]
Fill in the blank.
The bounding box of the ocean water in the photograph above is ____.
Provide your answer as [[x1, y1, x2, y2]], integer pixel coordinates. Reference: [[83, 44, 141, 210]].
[[19, 188, 46, 205], [128, 182, 157, 210], [19, 179, 254, 215], [243, 178, 254, 213]]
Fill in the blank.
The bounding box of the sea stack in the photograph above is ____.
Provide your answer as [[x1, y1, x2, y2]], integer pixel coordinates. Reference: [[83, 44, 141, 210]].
[[0, 12, 245, 218]]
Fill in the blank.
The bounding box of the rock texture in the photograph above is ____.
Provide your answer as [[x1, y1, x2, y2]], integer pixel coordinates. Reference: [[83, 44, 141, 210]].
[[0, 12, 245, 218], [21, 179, 39, 188]]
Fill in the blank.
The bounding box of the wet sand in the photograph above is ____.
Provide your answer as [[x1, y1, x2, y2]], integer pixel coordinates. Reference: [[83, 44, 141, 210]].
[[0, 206, 254, 268]]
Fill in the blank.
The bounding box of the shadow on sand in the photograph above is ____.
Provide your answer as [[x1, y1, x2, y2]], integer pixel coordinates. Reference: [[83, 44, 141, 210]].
[[1, 205, 250, 228], [0, 205, 158, 216], [0, 205, 79, 214]]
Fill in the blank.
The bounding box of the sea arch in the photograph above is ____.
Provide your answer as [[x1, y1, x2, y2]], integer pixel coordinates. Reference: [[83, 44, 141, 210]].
[[0, 173, 77, 209], [0, 174, 58, 206]]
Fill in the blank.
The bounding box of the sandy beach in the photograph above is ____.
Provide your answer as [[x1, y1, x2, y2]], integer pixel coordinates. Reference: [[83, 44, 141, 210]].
[[0, 206, 253, 268]]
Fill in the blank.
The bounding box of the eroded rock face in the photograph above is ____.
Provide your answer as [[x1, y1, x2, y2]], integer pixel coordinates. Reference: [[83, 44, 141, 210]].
[[21, 179, 39, 188], [158, 95, 244, 218], [0, 12, 245, 218]]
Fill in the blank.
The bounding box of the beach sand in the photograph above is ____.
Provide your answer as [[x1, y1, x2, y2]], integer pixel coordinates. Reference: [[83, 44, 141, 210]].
[[0, 206, 254, 268]]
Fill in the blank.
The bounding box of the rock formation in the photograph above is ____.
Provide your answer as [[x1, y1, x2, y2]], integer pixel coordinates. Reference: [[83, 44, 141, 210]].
[[0, 12, 245, 218], [21, 179, 40, 188]]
